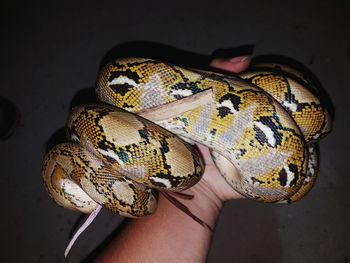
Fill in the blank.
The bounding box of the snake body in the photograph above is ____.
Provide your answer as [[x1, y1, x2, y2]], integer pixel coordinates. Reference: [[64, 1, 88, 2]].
[[42, 57, 331, 218]]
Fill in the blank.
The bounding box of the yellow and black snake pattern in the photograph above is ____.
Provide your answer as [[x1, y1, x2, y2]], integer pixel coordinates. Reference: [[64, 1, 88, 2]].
[[42, 57, 331, 218]]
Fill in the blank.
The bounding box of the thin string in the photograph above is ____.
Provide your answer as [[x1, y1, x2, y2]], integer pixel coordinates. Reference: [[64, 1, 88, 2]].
[[64, 205, 103, 258]]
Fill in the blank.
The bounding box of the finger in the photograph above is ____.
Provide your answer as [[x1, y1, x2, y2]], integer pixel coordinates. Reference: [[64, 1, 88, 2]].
[[210, 56, 251, 73]]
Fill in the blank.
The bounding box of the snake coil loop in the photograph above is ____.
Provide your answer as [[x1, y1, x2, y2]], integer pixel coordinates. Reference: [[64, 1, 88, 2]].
[[43, 57, 332, 218]]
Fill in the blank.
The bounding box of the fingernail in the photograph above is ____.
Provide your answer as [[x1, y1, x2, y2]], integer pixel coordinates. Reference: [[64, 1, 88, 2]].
[[229, 56, 250, 63]]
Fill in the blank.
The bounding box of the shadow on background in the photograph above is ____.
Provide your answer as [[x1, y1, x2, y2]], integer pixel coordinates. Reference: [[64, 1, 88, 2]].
[[44, 86, 99, 152], [99, 41, 255, 70]]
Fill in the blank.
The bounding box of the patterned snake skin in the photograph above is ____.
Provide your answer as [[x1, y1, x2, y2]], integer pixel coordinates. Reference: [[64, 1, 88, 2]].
[[42, 57, 332, 219]]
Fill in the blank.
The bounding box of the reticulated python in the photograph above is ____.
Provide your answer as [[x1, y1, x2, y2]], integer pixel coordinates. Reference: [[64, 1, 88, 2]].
[[42, 57, 331, 253]]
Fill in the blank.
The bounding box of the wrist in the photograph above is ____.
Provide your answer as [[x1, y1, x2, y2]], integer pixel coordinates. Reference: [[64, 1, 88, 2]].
[[173, 177, 224, 231]]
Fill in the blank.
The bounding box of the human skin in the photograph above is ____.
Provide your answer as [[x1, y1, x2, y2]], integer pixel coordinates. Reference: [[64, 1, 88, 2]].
[[94, 56, 251, 263]]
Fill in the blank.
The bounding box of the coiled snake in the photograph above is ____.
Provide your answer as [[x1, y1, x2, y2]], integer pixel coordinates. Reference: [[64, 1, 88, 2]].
[[42, 57, 331, 255]]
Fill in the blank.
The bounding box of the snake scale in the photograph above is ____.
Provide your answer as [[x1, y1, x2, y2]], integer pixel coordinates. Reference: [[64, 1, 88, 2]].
[[42, 57, 331, 232]]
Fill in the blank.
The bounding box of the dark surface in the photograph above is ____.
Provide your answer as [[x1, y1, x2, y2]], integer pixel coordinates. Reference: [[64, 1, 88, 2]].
[[1, 0, 349, 262]]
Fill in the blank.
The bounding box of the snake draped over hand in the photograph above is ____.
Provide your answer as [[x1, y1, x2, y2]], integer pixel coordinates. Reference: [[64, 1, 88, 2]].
[[42, 57, 332, 255]]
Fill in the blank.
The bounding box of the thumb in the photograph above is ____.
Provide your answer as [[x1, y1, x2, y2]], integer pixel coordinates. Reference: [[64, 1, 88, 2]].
[[210, 56, 251, 73]]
